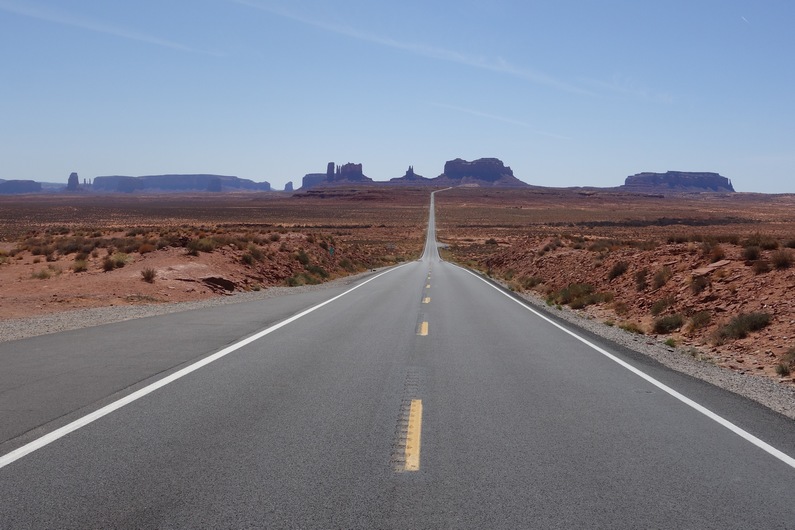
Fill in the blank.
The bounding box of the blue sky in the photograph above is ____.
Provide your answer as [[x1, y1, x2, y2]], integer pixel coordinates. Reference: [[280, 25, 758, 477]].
[[1, 0, 793, 192]]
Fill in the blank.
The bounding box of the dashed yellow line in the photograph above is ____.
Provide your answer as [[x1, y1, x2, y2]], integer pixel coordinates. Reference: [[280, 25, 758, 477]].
[[426, 284, 431, 289], [418, 321, 429, 336], [404, 399, 423, 471], [422, 297, 430, 304]]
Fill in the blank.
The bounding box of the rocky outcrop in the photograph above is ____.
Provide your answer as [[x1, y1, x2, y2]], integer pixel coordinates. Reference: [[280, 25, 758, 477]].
[[66, 172, 80, 191], [284, 181, 294, 192], [434, 158, 528, 187], [623, 172, 735, 192], [301, 173, 327, 190], [389, 166, 431, 184], [328, 162, 372, 183], [300, 162, 374, 189], [0, 180, 42, 194], [92, 174, 271, 193]]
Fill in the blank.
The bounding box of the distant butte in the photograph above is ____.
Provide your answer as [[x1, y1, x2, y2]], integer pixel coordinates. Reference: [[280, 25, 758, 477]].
[[621, 171, 735, 192], [434, 158, 527, 187], [388, 158, 528, 188], [92, 174, 271, 193]]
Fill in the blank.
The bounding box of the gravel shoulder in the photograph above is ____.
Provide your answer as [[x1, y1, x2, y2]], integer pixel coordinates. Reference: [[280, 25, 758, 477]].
[[505, 280, 795, 420], [0, 269, 378, 344]]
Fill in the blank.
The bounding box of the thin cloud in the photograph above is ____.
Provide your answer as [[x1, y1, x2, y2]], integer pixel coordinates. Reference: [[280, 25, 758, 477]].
[[229, 0, 592, 96], [580, 75, 674, 104], [0, 0, 216, 54], [430, 102, 570, 140]]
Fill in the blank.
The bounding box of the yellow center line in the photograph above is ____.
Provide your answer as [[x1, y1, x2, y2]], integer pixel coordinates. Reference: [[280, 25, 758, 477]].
[[418, 321, 429, 336], [422, 297, 430, 304], [404, 399, 423, 471], [426, 284, 431, 289]]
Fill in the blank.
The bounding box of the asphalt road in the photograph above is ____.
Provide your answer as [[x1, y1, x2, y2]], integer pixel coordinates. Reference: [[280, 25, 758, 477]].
[[1, 191, 794, 528]]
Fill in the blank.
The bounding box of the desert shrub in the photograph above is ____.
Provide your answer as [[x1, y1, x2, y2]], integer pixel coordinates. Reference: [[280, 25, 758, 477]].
[[691, 275, 709, 295], [241, 253, 256, 266], [520, 276, 543, 290], [619, 322, 645, 335], [286, 272, 320, 287], [689, 311, 712, 330], [608, 261, 629, 280], [777, 348, 795, 376], [138, 243, 156, 254], [650, 296, 675, 316], [551, 283, 613, 309], [305, 264, 328, 278], [247, 244, 265, 261], [653, 314, 684, 334], [187, 238, 216, 254], [296, 249, 310, 265], [339, 258, 355, 272], [72, 260, 88, 273], [319, 240, 329, 250], [668, 234, 690, 244], [744, 233, 778, 250], [102, 257, 115, 272], [652, 266, 673, 289], [752, 260, 771, 275], [635, 268, 648, 291], [708, 244, 725, 263], [269, 233, 281, 242], [113, 253, 129, 268], [126, 227, 148, 237], [713, 312, 772, 344], [786, 240, 795, 249], [742, 245, 760, 261], [771, 249, 792, 269], [485, 238, 498, 245], [31, 269, 51, 280], [554, 283, 593, 305], [141, 267, 157, 283], [664, 338, 677, 348], [612, 301, 629, 315]]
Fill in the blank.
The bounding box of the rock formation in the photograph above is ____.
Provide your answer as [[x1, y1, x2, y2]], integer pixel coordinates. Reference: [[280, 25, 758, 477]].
[[389, 166, 431, 184], [284, 181, 294, 192], [329, 162, 371, 183], [66, 172, 80, 191], [301, 173, 327, 190], [622, 172, 735, 192], [0, 180, 42, 194], [301, 162, 373, 189], [92, 174, 271, 193], [434, 158, 528, 187]]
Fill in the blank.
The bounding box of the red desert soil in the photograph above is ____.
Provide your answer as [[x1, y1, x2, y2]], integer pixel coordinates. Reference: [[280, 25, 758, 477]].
[[2, 186, 794, 387], [434, 187, 795, 385], [0, 189, 428, 318]]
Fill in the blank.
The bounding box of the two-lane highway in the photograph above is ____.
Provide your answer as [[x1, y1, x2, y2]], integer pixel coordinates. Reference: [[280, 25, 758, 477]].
[[1, 191, 794, 528]]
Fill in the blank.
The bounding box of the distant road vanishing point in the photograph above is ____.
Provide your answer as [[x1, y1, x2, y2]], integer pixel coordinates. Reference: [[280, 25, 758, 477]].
[[1, 191, 794, 528]]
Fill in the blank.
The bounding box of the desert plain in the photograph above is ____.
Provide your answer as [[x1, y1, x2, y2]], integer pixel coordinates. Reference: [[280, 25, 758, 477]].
[[1, 186, 794, 388]]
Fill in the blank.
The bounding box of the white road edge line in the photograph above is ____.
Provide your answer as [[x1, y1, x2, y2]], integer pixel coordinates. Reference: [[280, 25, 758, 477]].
[[0, 264, 410, 470], [456, 265, 795, 470]]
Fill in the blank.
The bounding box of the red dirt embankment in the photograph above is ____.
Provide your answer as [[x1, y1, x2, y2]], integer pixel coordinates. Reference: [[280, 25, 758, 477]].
[[436, 188, 795, 385]]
